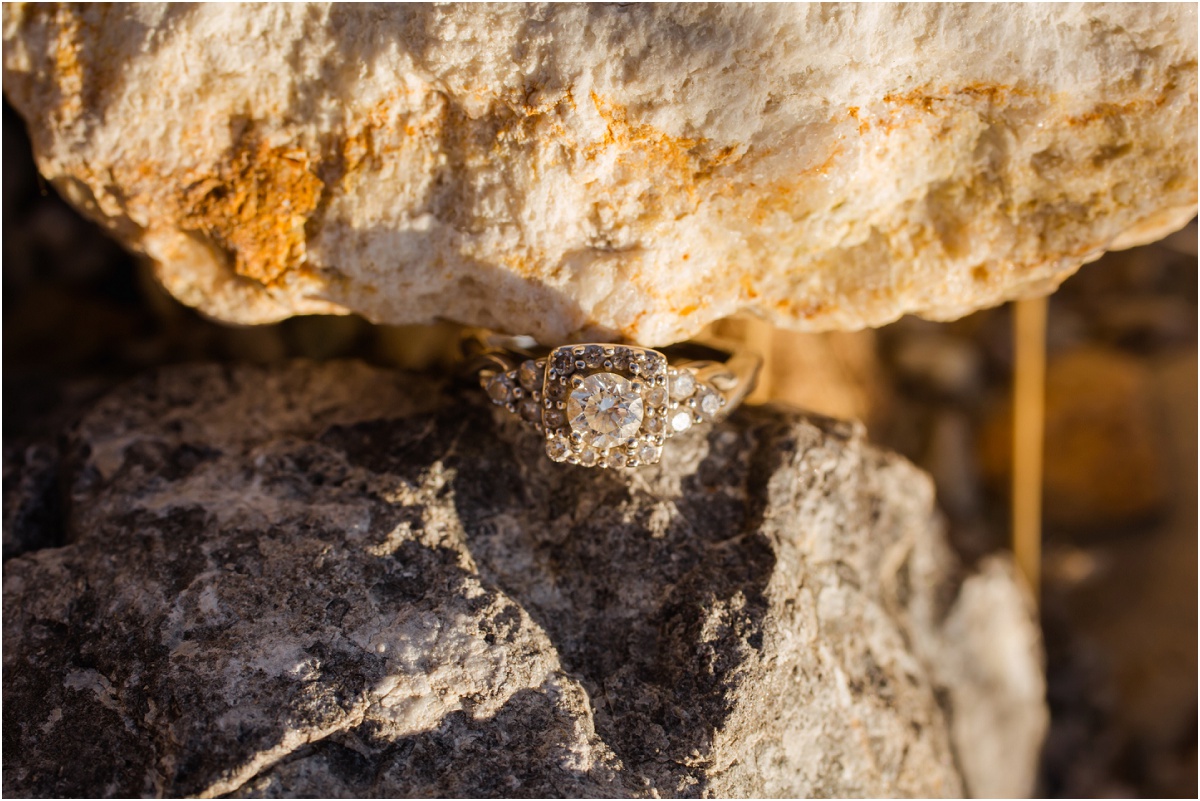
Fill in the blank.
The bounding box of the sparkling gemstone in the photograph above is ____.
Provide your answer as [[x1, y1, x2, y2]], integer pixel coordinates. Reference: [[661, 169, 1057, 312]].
[[567, 372, 645, 449], [520, 398, 541, 422], [647, 387, 667, 407], [645, 415, 665, 435], [645, 352, 666, 373], [545, 408, 567, 429], [545, 379, 567, 400], [551, 350, 574, 376], [669, 370, 696, 398], [698, 388, 723, 419], [583, 345, 605, 367], [579, 448, 599, 467], [486, 375, 513, 404], [670, 410, 693, 433], [636, 442, 658, 464], [519, 360, 541, 391], [609, 450, 628, 468], [546, 439, 570, 461]]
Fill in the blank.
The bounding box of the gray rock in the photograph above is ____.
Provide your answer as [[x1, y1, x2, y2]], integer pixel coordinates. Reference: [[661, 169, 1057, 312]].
[[2, 360, 1046, 797], [3, 440, 62, 560]]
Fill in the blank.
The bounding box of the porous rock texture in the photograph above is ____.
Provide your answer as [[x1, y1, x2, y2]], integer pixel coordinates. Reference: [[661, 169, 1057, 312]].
[[2, 361, 1046, 798], [3, 3, 1197, 344]]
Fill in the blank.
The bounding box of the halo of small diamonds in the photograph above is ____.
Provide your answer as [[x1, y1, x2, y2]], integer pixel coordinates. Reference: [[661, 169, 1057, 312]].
[[483, 346, 732, 469], [541, 345, 671, 467]]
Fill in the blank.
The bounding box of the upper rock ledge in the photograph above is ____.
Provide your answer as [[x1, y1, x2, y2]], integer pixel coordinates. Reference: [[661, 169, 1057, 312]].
[[3, 3, 1196, 344]]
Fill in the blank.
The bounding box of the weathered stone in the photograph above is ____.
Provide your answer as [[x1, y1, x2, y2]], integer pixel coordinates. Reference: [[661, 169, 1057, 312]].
[[2, 361, 1046, 797], [2, 4, 1195, 344], [2, 440, 61, 560], [934, 557, 1048, 798], [2, 375, 118, 561]]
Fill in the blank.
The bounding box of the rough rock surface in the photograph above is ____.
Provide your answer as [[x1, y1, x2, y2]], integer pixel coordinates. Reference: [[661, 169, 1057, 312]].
[[2, 4, 1196, 344], [2, 360, 1046, 798]]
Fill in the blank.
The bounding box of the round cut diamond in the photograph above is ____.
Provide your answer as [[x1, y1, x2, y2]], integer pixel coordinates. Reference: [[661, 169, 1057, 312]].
[[647, 387, 667, 407], [486, 375, 513, 404], [636, 442, 658, 464], [567, 372, 645, 449], [669, 370, 696, 399], [698, 388, 723, 419], [518, 360, 541, 391], [670, 410, 693, 433], [547, 440, 570, 461], [551, 351, 574, 376]]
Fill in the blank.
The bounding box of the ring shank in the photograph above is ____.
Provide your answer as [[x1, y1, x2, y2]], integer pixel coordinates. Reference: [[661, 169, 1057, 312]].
[[682, 348, 762, 419]]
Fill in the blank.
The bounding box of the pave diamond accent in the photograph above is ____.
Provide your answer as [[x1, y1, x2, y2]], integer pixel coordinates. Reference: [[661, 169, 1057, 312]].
[[568, 372, 645, 449], [635, 442, 659, 464], [486, 374, 514, 404], [669, 369, 696, 399], [545, 408, 567, 429], [547, 439, 570, 461], [518, 360, 541, 391], [551, 351, 575, 376], [697, 387, 723, 420]]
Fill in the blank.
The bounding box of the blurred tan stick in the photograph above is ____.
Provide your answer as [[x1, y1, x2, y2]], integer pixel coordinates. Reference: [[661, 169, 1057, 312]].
[[1013, 296, 1048, 604]]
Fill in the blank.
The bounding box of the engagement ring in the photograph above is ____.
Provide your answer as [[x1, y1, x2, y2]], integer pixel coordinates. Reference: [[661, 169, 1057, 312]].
[[462, 332, 762, 469]]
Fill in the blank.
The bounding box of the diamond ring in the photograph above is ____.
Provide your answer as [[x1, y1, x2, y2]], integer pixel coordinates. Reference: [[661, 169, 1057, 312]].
[[462, 332, 762, 469]]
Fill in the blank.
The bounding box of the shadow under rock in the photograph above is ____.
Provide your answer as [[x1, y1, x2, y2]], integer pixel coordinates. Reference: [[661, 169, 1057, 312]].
[[443, 397, 784, 796]]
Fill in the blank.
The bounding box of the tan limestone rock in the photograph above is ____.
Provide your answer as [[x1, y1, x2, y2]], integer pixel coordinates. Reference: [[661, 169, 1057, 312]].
[[3, 3, 1196, 344]]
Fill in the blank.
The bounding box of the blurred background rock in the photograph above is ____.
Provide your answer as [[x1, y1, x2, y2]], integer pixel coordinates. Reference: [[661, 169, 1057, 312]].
[[4, 98, 1196, 796]]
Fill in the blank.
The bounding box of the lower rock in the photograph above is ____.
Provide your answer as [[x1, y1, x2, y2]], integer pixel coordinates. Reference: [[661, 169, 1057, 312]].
[[2, 361, 1046, 797]]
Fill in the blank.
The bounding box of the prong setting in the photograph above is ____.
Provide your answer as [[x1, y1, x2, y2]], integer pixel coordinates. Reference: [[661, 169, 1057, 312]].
[[484, 344, 731, 470], [542, 344, 670, 468]]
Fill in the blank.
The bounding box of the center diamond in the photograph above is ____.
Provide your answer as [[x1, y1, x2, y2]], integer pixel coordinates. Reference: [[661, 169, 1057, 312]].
[[567, 372, 645, 449]]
